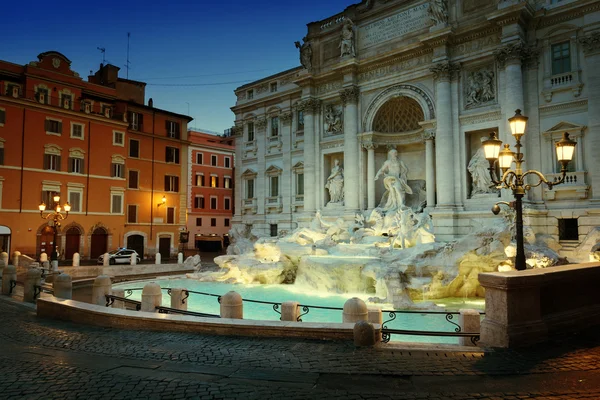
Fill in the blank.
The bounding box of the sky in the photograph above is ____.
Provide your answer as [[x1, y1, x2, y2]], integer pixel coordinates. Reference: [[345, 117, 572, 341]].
[[1, 0, 355, 133]]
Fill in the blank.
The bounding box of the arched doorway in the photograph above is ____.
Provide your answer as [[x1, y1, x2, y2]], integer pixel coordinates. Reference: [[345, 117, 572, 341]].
[[64, 227, 81, 260], [126, 234, 144, 259], [0, 225, 11, 255], [39, 225, 55, 256], [90, 227, 108, 259]]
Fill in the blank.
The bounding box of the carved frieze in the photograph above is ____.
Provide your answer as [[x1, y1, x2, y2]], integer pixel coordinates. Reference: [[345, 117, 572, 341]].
[[256, 83, 269, 94], [320, 140, 344, 150], [339, 86, 360, 105], [430, 62, 460, 81], [459, 110, 502, 126], [255, 118, 267, 130], [451, 35, 500, 58], [579, 31, 600, 55], [464, 66, 496, 109], [357, 53, 432, 83], [317, 81, 342, 95]]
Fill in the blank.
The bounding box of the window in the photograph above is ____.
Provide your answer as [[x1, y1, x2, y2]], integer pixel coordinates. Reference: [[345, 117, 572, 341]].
[[270, 176, 279, 197], [210, 197, 217, 209], [111, 163, 125, 178], [102, 105, 112, 118], [68, 191, 82, 213], [558, 218, 578, 241], [0, 109, 6, 125], [36, 87, 50, 104], [195, 174, 205, 187], [224, 157, 231, 168], [270, 224, 278, 237], [224, 198, 231, 210], [224, 177, 231, 189], [113, 131, 124, 146], [224, 218, 230, 227], [297, 110, 304, 130], [44, 154, 61, 171], [196, 153, 203, 164], [128, 112, 143, 131], [167, 207, 175, 224], [71, 123, 84, 140], [166, 147, 180, 164], [196, 217, 202, 226], [194, 196, 205, 209], [166, 121, 180, 139], [45, 119, 62, 135], [271, 117, 279, 137], [211, 218, 217, 227], [41, 190, 56, 208], [270, 82, 278, 92], [246, 179, 255, 199], [296, 173, 304, 195], [0, 147, 4, 165], [552, 42, 571, 75], [128, 170, 139, 189], [111, 193, 123, 214], [127, 205, 137, 223], [68, 157, 83, 174], [247, 122, 255, 142], [164, 175, 179, 192], [129, 139, 140, 158], [247, 89, 254, 99], [211, 155, 218, 166], [211, 176, 219, 188], [60, 92, 73, 109]]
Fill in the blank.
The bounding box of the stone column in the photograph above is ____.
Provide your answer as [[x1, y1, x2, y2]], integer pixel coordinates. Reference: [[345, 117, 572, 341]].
[[1, 265, 16, 296], [299, 99, 320, 214], [220, 291, 243, 319], [170, 288, 188, 311], [255, 117, 267, 219], [92, 275, 112, 306], [580, 32, 600, 201], [141, 282, 162, 313], [340, 86, 360, 213], [363, 143, 377, 210], [281, 301, 300, 322], [423, 131, 436, 209], [155, 253, 161, 265], [103, 252, 110, 267], [431, 62, 459, 207], [342, 297, 368, 323], [72, 252, 80, 267], [53, 273, 72, 300], [24, 267, 42, 303]]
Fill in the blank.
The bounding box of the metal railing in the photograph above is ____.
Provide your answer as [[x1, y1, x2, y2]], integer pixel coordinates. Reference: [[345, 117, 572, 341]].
[[105, 294, 141, 311]]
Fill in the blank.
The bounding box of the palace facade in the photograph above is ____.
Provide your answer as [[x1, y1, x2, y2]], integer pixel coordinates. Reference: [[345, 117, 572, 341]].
[[230, 0, 600, 258]]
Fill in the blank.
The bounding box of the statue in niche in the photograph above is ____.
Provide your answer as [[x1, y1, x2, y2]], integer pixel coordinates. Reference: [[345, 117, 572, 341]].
[[466, 68, 495, 108], [325, 159, 345, 204], [375, 149, 413, 212], [295, 37, 312, 70], [428, 0, 448, 26], [468, 137, 498, 196], [339, 19, 356, 58], [324, 105, 343, 133]]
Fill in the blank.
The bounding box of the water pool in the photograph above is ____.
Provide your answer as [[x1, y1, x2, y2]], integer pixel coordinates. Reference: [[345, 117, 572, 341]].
[[117, 279, 485, 344]]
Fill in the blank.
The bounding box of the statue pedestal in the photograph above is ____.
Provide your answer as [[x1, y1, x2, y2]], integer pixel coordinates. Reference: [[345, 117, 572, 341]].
[[323, 202, 345, 216]]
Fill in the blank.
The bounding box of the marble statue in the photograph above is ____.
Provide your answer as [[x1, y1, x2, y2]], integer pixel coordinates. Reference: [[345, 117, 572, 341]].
[[295, 37, 312, 70], [375, 149, 413, 212], [428, 0, 448, 26], [339, 19, 356, 58], [325, 159, 344, 204], [324, 105, 342, 133], [468, 138, 497, 196]]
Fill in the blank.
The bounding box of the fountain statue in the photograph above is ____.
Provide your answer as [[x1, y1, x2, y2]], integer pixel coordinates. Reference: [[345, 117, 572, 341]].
[[374, 149, 412, 212]]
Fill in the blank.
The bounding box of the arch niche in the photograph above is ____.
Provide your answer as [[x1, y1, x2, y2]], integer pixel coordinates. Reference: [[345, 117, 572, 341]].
[[62, 222, 84, 260], [90, 225, 109, 259]]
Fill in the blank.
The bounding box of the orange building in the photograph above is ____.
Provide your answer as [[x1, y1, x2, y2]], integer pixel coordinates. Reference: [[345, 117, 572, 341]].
[[187, 130, 234, 251], [0, 51, 191, 261]]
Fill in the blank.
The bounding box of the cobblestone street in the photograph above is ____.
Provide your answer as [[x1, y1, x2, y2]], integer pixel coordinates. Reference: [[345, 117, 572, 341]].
[[1, 297, 600, 399]]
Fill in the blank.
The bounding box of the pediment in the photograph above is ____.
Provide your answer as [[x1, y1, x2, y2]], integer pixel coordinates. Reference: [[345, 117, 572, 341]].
[[31, 51, 81, 79], [292, 161, 304, 171], [544, 121, 586, 135], [241, 168, 257, 178], [265, 165, 283, 175]]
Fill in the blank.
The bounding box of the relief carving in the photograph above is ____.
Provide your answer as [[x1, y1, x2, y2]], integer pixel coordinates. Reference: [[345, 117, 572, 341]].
[[324, 105, 343, 134], [465, 67, 496, 109], [579, 31, 600, 55], [428, 0, 448, 26]]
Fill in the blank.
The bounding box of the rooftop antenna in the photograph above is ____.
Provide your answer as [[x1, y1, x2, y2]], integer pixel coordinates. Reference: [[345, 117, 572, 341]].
[[97, 47, 106, 64], [125, 32, 131, 79]]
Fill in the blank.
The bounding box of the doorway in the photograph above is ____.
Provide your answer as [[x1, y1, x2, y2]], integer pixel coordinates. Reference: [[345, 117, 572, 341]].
[[159, 237, 171, 260], [127, 234, 144, 259], [64, 227, 81, 260], [0, 225, 11, 255], [39, 225, 55, 256], [90, 227, 108, 259]]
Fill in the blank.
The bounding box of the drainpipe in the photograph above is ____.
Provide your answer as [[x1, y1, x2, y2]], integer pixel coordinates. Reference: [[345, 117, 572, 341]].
[[150, 111, 156, 241], [19, 108, 25, 213], [86, 121, 91, 215]]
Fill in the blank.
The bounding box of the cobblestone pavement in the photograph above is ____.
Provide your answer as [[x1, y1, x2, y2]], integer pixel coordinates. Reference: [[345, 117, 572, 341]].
[[1, 297, 600, 399]]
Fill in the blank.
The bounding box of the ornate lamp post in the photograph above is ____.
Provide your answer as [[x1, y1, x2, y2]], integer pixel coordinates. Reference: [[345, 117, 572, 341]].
[[482, 109, 576, 271], [39, 194, 71, 261]]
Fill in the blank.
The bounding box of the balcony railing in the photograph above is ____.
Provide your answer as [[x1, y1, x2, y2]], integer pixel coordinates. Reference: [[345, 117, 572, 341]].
[[550, 72, 573, 87]]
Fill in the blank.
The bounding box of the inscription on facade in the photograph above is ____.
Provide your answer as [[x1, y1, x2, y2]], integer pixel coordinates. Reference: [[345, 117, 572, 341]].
[[357, 54, 432, 83], [317, 81, 342, 94], [358, 3, 429, 50], [451, 36, 500, 58]]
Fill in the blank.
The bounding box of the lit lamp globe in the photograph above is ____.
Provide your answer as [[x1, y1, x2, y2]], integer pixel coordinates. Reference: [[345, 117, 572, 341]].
[[498, 144, 515, 173], [39, 203, 47, 212], [508, 109, 528, 139], [63, 203, 71, 213], [53, 194, 61, 203], [482, 132, 502, 162], [555, 132, 576, 167]]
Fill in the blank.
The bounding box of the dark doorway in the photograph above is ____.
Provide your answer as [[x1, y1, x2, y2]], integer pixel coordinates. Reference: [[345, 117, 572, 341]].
[[39, 225, 55, 256], [0, 225, 11, 255], [64, 227, 81, 260], [90, 227, 108, 259], [127, 234, 144, 259], [159, 237, 171, 260]]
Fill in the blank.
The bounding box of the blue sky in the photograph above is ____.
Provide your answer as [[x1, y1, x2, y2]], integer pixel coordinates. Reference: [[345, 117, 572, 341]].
[[1, 0, 354, 132]]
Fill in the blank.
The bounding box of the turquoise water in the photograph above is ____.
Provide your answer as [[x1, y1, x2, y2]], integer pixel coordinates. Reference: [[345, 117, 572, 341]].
[[117, 279, 485, 344]]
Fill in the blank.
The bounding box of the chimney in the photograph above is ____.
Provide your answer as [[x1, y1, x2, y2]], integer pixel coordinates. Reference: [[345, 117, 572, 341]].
[[148, 98, 153, 108]]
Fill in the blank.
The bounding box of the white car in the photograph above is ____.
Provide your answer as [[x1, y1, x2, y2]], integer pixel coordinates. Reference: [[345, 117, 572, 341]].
[[97, 249, 141, 265]]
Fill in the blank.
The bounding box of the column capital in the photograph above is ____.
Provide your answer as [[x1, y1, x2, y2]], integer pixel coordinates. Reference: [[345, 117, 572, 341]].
[[430, 62, 460, 81], [231, 125, 243, 137], [361, 141, 378, 150], [579, 31, 600, 56], [255, 117, 267, 131], [339, 86, 360, 105], [494, 41, 538, 67], [422, 130, 436, 141], [280, 112, 293, 125], [296, 98, 322, 115]]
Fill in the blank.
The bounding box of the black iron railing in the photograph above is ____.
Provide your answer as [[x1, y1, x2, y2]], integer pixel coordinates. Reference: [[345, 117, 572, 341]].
[[155, 306, 220, 318], [105, 294, 141, 311], [9, 279, 17, 294]]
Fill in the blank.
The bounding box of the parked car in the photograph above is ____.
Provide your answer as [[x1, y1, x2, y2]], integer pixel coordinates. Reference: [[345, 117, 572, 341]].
[[97, 248, 141, 265]]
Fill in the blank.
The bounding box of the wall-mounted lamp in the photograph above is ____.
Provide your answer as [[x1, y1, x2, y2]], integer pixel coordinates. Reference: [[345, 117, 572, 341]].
[[157, 195, 166, 207]]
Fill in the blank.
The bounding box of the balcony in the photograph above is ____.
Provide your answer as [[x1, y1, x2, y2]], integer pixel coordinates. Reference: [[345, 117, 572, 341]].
[[542, 70, 583, 102], [543, 171, 589, 200], [265, 196, 282, 213], [243, 140, 257, 159], [267, 135, 282, 154], [242, 198, 257, 215]]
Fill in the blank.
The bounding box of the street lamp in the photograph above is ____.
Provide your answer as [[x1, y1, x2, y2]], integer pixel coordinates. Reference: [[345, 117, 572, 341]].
[[482, 109, 576, 271], [39, 194, 71, 262]]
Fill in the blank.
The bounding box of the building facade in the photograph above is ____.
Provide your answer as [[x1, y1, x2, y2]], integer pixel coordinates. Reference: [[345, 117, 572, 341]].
[[0, 51, 191, 260], [231, 0, 600, 258], [187, 130, 235, 251]]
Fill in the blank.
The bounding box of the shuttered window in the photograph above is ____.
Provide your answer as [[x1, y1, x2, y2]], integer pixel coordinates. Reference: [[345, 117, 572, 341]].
[[111, 194, 123, 214], [68, 157, 83, 174], [111, 163, 125, 178], [69, 192, 81, 212], [129, 139, 140, 158], [128, 170, 139, 189], [45, 119, 62, 134], [164, 175, 179, 192], [167, 207, 175, 224], [166, 121, 180, 139], [127, 205, 137, 223], [0, 109, 5, 124], [165, 147, 180, 164], [44, 154, 61, 171]]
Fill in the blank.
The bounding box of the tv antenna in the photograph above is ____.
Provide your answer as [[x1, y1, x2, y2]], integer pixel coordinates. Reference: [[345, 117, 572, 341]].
[[97, 47, 106, 64], [125, 32, 131, 79]]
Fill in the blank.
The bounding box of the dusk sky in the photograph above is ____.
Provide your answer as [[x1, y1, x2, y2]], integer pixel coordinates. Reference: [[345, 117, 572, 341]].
[[1, 0, 354, 133]]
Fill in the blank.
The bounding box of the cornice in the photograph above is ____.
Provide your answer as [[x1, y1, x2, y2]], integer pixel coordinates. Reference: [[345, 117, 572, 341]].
[[536, 1, 600, 29], [487, 1, 535, 28]]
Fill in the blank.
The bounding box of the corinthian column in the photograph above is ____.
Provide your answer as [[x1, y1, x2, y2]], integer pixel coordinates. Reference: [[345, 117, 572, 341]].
[[340, 86, 360, 213], [362, 141, 377, 209], [299, 98, 320, 213], [423, 130, 436, 209], [431, 62, 458, 207]]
